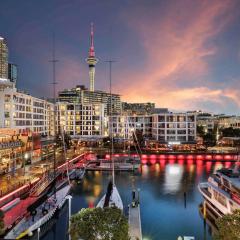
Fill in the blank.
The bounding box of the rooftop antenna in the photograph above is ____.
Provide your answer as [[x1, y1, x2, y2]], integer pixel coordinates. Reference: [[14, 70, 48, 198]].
[[49, 32, 59, 197]]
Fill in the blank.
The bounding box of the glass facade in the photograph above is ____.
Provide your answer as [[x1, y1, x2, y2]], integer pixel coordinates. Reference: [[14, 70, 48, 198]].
[[0, 37, 8, 79]]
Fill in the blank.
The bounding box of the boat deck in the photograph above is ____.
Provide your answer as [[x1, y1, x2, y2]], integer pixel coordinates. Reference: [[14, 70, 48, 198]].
[[129, 204, 142, 240]]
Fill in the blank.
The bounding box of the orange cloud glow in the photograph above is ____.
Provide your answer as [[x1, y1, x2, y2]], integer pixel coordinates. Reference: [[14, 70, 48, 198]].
[[116, 0, 238, 111]]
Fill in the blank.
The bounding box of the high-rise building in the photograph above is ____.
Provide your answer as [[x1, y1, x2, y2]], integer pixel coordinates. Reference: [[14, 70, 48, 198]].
[[58, 85, 122, 115], [0, 37, 8, 80], [8, 63, 17, 84], [86, 23, 98, 92]]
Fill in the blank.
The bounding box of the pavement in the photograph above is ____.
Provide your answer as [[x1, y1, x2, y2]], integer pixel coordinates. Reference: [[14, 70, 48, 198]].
[[0, 149, 78, 198]]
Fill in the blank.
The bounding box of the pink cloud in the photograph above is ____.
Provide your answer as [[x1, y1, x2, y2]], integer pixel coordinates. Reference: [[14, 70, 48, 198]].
[[115, 0, 238, 112]]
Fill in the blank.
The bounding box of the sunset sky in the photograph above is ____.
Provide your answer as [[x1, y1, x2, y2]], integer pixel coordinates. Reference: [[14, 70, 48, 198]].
[[1, 0, 240, 114]]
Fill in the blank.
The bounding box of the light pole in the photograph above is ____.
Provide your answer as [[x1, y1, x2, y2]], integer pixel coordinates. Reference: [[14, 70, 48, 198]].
[[66, 195, 72, 240], [37, 227, 40, 240]]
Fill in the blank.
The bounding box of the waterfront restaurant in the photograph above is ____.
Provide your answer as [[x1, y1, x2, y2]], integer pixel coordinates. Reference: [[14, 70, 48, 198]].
[[0, 129, 23, 175]]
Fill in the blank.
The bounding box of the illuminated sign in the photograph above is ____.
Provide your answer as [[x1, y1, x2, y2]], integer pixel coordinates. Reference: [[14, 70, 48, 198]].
[[0, 141, 22, 150], [168, 141, 181, 145]]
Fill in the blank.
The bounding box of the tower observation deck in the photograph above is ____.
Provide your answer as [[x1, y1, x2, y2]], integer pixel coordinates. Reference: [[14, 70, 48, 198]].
[[86, 23, 98, 92]]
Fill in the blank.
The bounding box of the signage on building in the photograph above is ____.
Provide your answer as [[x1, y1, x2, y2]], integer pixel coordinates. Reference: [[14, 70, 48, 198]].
[[0, 141, 22, 150]]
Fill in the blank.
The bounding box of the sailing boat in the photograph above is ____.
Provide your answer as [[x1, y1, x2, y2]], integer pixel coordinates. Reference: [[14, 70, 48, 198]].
[[96, 60, 123, 210], [4, 128, 71, 239]]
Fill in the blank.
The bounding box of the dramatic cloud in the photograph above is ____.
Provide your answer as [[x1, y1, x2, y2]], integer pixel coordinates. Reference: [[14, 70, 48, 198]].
[[1, 0, 240, 113], [116, 0, 240, 112]]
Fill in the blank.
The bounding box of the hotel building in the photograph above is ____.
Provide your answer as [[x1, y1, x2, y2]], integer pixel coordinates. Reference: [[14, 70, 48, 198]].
[[0, 86, 54, 136], [152, 112, 196, 143], [58, 85, 121, 115], [217, 116, 240, 129], [110, 115, 152, 139], [57, 102, 106, 138]]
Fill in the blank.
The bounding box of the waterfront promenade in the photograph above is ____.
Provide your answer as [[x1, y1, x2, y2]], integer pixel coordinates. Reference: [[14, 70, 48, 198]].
[[0, 149, 77, 198], [129, 204, 142, 240]]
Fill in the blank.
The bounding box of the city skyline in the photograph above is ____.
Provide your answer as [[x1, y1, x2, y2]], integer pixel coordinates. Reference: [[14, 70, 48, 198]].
[[1, 0, 240, 114]]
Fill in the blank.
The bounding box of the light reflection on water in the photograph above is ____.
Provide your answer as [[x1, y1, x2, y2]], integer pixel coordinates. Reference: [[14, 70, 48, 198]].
[[41, 161, 234, 240]]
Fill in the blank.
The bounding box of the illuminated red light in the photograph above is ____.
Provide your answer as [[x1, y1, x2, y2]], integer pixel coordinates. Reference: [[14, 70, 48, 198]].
[[159, 154, 166, 159], [224, 155, 231, 160], [150, 159, 156, 164], [206, 161, 212, 172], [196, 155, 203, 160], [197, 160, 203, 166], [169, 159, 175, 164], [141, 159, 147, 164], [215, 155, 222, 160], [187, 159, 193, 165], [177, 155, 184, 159], [225, 161, 231, 168], [206, 155, 212, 160], [187, 155, 193, 159], [178, 159, 184, 165]]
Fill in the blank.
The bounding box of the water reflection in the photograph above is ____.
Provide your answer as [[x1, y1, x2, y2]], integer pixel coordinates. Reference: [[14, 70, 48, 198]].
[[164, 164, 183, 194], [42, 160, 234, 240]]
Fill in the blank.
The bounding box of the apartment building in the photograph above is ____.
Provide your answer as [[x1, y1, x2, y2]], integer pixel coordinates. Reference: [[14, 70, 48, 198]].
[[0, 86, 54, 136], [58, 85, 121, 115], [110, 115, 152, 139], [217, 116, 240, 129], [152, 112, 196, 143], [57, 102, 106, 138]]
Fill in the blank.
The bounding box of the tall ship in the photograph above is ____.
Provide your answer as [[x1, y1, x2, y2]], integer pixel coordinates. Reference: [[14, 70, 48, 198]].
[[198, 167, 240, 217]]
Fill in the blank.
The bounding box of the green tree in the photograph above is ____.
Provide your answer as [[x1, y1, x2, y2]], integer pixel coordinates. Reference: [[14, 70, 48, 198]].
[[214, 210, 240, 240], [55, 132, 72, 149], [203, 132, 216, 147], [0, 210, 5, 236], [220, 127, 240, 138], [197, 125, 205, 137], [70, 207, 130, 240]]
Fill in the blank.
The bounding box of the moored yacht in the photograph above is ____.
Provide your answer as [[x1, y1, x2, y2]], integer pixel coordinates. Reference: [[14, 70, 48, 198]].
[[198, 167, 240, 216]]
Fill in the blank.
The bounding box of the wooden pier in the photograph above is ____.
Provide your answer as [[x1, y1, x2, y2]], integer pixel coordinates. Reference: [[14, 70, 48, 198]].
[[129, 201, 142, 240]]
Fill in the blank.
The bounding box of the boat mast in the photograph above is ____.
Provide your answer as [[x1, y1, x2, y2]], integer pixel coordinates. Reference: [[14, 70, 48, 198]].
[[50, 32, 58, 196], [106, 60, 116, 186]]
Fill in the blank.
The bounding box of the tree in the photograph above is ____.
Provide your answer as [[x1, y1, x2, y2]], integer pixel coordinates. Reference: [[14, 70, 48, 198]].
[[70, 207, 130, 240], [197, 125, 205, 137], [220, 127, 240, 138], [203, 132, 216, 147], [0, 210, 5, 236], [55, 132, 72, 149], [214, 210, 240, 240]]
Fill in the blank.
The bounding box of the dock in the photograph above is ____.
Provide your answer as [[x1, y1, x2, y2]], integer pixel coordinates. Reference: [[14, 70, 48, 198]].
[[129, 201, 142, 240]]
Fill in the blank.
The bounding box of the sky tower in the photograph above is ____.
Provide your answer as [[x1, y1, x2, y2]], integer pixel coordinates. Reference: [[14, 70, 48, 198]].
[[86, 23, 98, 92]]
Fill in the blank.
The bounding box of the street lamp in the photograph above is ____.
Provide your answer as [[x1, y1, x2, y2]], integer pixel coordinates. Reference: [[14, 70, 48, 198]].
[[66, 195, 72, 240]]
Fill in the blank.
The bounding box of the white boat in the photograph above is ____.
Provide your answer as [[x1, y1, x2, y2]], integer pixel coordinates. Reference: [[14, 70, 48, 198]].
[[96, 182, 123, 210], [4, 185, 71, 239], [86, 159, 140, 171], [96, 60, 123, 210], [69, 167, 85, 181], [198, 168, 240, 216]]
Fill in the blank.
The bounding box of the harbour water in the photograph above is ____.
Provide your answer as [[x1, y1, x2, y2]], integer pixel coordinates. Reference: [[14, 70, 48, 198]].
[[41, 160, 233, 240]]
